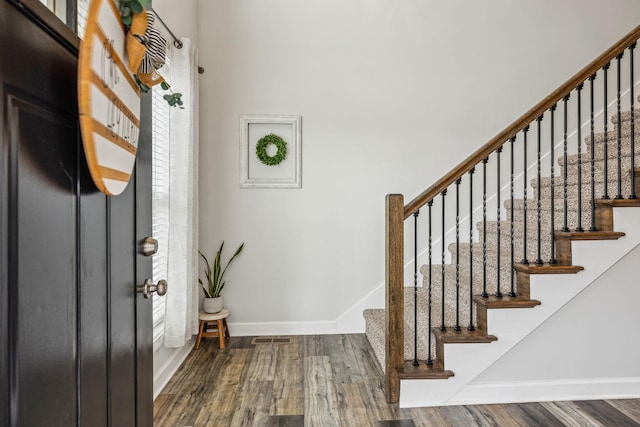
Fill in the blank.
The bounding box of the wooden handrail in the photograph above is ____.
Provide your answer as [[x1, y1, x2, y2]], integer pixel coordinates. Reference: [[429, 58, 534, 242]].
[[404, 24, 640, 219]]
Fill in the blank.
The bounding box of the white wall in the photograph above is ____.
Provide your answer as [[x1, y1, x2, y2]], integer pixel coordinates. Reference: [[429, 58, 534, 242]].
[[198, 0, 640, 334], [474, 244, 640, 384], [447, 244, 640, 405], [152, 0, 199, 47]]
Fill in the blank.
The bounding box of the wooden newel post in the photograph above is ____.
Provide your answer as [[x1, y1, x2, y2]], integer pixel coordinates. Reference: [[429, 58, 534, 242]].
[[385, 194, 404, 404]]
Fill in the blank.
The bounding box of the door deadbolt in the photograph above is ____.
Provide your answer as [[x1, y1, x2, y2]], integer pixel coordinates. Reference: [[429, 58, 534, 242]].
[[138, 278, 168, 299], [140, 237, 158, 256]]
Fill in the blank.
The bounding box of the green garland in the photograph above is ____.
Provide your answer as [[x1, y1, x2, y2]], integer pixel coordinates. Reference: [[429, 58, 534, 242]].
[[118, 0, 184, 108], [256, 134, 287, 166]]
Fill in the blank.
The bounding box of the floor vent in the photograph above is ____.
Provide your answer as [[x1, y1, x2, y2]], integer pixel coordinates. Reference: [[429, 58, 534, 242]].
[[251, 336, 293, 345]]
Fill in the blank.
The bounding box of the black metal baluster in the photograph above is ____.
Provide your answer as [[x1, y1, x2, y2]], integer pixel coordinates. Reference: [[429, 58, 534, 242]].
[[496, 147, 503, 298], [468, 169, 475, 331], [509, 137, 516, 297], [616, 53, 624, 199], [603, 63, 610, 200], [455, 179, 461, 332], [589, 74, 598, 231], [427, 200, 434, 365], [562, 95, 570, 232], [536, 116, 544, 265], [413, 210, 419, 366], [631, 43, 638, 199], [549, 104, 558, 264], [576, 84, 584, 231], [522, 126, 530, 263], [482, 158, 489, 297], [440, 190, 447, 332]]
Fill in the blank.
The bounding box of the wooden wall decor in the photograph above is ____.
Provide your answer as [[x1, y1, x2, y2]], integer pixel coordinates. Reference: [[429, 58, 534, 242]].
[[78, 0, 141, 195]]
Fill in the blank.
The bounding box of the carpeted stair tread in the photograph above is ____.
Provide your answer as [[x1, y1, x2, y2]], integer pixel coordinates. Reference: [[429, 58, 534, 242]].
[[363, 308, 386, 369], [579, 148, 640, 168], [480, 219, 572, 236], [531, 181, 635, 202], [507, 196, 598, 208], [611, 109, 640, 124], [533, 165, 634, 186], [563, 153, 640, 172], [449, 242, 553, 278], [479, 223, 589, 246], [420, 259, 516, 291], [585, 119, 640, 144]]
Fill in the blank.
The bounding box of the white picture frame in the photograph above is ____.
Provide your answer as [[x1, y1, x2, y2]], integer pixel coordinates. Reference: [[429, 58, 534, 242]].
[[240, 114, 302, 188]]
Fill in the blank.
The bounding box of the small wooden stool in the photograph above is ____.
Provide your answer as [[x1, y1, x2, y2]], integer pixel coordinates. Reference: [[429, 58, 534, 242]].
[[195, 308, 230, 349]]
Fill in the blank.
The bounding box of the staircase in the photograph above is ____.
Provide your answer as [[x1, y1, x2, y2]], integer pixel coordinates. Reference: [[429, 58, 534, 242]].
[[365, 26, 640, 407]]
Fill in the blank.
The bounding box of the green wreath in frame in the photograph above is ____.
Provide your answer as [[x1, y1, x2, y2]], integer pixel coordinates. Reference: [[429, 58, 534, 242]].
[[256, 133, 287, 166]]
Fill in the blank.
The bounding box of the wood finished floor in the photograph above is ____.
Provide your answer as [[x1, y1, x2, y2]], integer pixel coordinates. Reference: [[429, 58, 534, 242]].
[[154, 334, 640, 426]]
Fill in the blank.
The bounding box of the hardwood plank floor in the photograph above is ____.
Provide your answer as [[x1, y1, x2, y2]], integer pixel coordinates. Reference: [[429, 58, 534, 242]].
[[270, 342, 304, 417], [154, 334, 640, 426]]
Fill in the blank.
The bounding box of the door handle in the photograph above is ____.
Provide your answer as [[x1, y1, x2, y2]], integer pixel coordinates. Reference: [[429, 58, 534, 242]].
[[138, 278, 168, 299]]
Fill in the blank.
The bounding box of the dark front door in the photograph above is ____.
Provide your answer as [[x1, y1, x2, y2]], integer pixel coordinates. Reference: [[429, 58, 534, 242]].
[[0, 1, 154, 426]]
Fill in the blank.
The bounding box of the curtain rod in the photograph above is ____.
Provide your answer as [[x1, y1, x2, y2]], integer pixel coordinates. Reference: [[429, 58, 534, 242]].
[[151, 8, 205, 74]]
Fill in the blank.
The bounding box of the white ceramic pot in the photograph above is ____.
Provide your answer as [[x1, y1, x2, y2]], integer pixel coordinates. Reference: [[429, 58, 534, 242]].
[[203, 297, 223, 314]]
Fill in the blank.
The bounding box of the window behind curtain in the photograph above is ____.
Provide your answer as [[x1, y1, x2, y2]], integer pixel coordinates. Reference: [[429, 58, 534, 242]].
[[152, 81, 171, 347], [77, 0, 90, 38]]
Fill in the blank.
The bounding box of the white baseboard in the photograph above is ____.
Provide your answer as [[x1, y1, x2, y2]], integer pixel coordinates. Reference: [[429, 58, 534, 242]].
[[445, 377, 640, 407], [228, 320, 339, 336], [400, 377, 640, 408], [153, 337, 195, 400]]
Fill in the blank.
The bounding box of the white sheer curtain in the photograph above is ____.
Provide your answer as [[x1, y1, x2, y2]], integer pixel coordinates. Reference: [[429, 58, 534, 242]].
[[163, 38, 199, 348]]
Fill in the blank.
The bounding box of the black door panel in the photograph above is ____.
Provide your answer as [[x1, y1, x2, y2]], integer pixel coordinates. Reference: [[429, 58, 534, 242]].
[[11, 95, 78, 427], [0, 1, 153, 425], [79, 187, 109, 427], [110, 189, 137, 427]]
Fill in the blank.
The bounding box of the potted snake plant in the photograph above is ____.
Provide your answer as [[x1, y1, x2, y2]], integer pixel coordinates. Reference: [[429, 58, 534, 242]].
[[199, 241, 245, 313]]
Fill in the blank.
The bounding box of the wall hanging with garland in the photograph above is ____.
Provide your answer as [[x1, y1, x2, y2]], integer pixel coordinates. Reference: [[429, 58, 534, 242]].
[[78, 0, 184, 195], [240, 115, 302, 189]]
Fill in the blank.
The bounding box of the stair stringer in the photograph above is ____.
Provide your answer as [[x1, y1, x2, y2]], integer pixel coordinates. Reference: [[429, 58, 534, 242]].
[[399, 206, 640, 408]]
